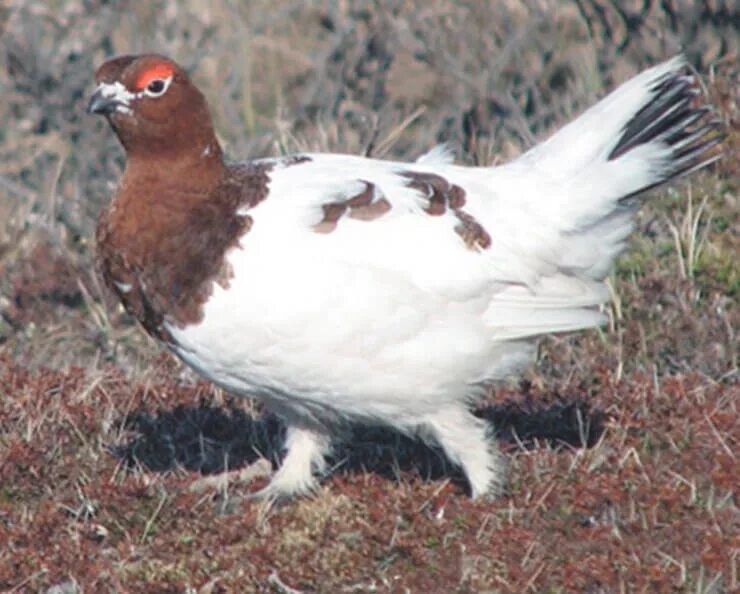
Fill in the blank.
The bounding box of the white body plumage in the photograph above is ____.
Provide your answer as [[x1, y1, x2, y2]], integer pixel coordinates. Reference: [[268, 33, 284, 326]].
[[160, 57, 722, 499]]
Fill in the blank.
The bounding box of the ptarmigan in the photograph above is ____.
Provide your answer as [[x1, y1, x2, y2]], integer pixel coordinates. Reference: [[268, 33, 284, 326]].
[[88, 53, 723, 501]]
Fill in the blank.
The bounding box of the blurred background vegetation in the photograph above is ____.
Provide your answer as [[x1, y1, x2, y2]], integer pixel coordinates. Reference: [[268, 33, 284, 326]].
[[0, 0, 737, 375]]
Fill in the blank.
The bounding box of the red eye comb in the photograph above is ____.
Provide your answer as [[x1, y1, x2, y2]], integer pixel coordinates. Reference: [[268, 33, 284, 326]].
[[135, 63, 175, 90]]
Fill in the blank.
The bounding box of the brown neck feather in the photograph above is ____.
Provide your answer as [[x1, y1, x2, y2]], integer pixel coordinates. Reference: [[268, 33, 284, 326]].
[[122, 136, 226, 197]]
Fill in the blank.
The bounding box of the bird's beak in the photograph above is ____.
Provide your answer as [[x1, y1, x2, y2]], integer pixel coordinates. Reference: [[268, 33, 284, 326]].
[[87, 88, 121, 115]]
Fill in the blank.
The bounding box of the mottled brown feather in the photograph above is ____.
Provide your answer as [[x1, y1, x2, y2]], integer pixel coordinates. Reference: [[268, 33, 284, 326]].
[[454, 211, 492, 250], [313, 181, 391, 232], [349, 197, 392, 221], [401, 171, 450, 216], [400, 171, 491, 251]]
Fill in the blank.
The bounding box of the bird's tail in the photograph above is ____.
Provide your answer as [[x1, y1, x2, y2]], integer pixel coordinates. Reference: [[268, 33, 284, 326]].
[[506, 55, 725, 283], [481, 57, 726, 342], [519, 56, 724, 228]]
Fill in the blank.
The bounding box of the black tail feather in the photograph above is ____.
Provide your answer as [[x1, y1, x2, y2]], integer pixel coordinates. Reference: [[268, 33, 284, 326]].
[[608, 67, 725, 178]]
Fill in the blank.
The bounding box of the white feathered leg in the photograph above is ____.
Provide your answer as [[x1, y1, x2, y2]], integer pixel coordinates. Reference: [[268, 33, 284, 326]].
[[422, 407, 506, 498], [255, 424, 331, 502]]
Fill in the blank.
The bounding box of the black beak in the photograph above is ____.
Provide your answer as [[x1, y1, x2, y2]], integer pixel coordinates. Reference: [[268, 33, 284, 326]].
[[87, 89, 120, 115]]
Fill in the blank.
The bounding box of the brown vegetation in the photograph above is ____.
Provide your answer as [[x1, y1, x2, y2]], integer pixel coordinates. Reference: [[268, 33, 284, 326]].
[[0, 1, 737, 592]]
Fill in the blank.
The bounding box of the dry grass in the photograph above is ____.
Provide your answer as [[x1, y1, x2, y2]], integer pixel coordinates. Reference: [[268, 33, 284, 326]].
[[0, 0, 738, 592]]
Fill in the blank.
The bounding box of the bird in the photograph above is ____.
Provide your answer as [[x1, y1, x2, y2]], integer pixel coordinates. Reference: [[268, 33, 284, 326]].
[[88, 53, 723, 501]]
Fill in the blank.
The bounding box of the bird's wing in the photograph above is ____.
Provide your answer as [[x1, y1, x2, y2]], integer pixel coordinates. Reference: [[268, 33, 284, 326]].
[[226, 57, 721, 344], [236, 153, 606, 344]]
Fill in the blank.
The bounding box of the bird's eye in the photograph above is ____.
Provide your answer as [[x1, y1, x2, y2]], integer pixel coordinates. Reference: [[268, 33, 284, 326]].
[[146, 79, 167, 95]]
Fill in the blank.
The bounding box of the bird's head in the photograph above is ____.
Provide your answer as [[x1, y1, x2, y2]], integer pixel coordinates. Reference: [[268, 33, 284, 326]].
[[88, 54, 220, 161]]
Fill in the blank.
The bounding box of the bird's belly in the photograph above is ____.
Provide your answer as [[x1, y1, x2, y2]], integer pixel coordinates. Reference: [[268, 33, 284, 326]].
[[164, 248, 505, 425]]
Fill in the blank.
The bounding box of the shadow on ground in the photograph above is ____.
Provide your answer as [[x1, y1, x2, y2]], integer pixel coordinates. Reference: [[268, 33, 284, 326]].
[[112, 397, 606, 489]]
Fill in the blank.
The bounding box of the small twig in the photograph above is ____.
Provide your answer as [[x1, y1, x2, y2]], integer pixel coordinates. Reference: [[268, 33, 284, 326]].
[[140, 492, 168, 544], [0, 174, 36, 199], [703, 412, 734, 458], [267, 571, 305, 594], [372, 105, 427, 157], [8, 568, 48, 593], [188, 458, 272, 493]]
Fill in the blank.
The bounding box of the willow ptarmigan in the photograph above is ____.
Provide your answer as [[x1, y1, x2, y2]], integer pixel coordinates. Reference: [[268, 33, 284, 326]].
[[88, 53, 723, 501]]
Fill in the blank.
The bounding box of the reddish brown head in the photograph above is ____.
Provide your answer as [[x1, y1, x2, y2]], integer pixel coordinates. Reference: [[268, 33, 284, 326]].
[[88, 54, 222, 162]]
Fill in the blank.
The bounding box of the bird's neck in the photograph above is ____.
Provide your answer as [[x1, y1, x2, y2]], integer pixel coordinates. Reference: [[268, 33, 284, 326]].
[[122, 134, 226, 196]]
